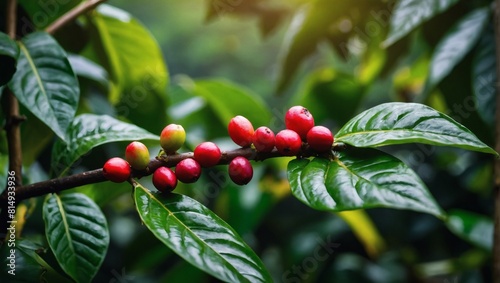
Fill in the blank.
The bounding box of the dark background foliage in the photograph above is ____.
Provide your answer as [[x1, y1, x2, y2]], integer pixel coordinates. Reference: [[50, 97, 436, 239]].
[[0, 0, 497, 282]]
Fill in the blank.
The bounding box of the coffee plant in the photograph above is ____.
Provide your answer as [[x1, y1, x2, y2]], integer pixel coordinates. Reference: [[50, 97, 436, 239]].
[[1, 0, 499, 282]]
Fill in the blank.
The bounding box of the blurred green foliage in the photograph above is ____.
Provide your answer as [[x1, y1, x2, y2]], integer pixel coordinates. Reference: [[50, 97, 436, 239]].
[[1, 0, 497, 282]]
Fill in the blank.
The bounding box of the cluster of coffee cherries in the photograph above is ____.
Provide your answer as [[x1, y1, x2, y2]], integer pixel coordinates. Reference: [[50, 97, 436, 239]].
[[102, 106, 334, 193]]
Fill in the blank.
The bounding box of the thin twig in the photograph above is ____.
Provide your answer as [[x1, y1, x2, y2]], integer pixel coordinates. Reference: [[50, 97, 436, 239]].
[[6, 0, 16, 38], [14, 144, 346, 201], [45, 0, 107, 35], [493, 0, 500, 281], [0, 0, 23, 244]]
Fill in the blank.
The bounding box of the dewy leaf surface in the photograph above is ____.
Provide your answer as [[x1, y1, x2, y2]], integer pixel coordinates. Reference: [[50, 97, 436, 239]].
[[336, 102, 496, 155], [288, 149, 446, 218], [51, 114, 158, 176], [0, 32, 19, 86], [134, 183, 272, 283], [472, 27, 496, 127], [426, 7, 490, 91], [8, 32, 79, 141], [43, 193, 109, 283], [383, 0, 459, 47]]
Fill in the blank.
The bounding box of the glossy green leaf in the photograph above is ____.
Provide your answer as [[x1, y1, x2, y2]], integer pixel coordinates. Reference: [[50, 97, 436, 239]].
[[0, 239, 72, 282], [288, 149, 445, 218], [472, 27, 495, 127], [134, 183, 273, 283], [1, 239, 44, 281], [0, 32, 19, 86], [426, 8, 489, 91], [335, 102, 497, 155], [8, 32, 79, 142], [43, 193, 109, 283], [91, 4, 168, 133], [383, 0, 459, 47], [446, 210, 493, 250], [0, 32, 18, 58], [51, 114, 158, 176], [180, 78, 271, 126]]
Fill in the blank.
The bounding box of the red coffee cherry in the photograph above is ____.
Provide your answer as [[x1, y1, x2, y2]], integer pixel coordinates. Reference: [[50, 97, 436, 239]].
[[103, 157, 131, 183], [228, 157, 253, 185], [275, 129, 302, 156], [175, 158, 202, 183], [253, 126, 275, 152], [307, 126, 334, 152], [285, 106, 315, 140], [160, 124, 186, 154], [153, 167, 177, 193], [228, 115, 254, 147], [194, 142, 222, 167], [125, 141, 150, 170]]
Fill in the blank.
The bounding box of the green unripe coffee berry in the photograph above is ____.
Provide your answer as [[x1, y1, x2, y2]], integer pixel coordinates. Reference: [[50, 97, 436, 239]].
[[160, 124, 186, 154], [125, 141, 150, 170]]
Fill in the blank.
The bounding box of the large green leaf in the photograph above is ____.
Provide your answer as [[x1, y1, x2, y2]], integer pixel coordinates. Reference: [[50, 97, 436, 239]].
[[43, 193, 109, 283], [472, 26, 495, 127], [383, 0, 459, 47], [51, 114, 158, 176], [8, 32, 79, 142], [0, 239, 72, 282], [335, 102, 497, 155], [134, 183, 273, 283], [90, 4, 168, 133], [0, 32, 19, 58], [445, 210, 493, 251], [288, 149, 445, 218], [426, 7, 490, 92], [0, 32, 19, 86], [181, 78, 271, 127]]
